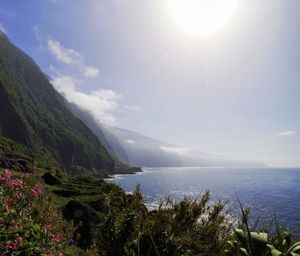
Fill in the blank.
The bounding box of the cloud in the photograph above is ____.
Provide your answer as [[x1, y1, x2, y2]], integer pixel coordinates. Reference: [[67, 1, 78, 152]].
[[84, 66, 100, 78], [48, 39, 82, 64], [0, 23, 7, 34], [51, 75, 121, 126], [160, 146, 191, 155], [124, 139, 136, 144], [277, 131, 297, 137], [32, 25, 42, 42], [124, 105, 142, 111], [47, 39, 100, 79]]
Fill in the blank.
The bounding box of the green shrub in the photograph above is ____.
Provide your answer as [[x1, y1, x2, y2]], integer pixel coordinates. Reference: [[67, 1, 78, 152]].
[[223, 201, 300, 256], [0, 168, 85, 255], [95, 188, 232, 256]]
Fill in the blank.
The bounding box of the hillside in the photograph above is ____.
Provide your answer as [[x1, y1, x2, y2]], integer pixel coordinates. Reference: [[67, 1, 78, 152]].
[[60, 103, 265, 168], [66, 102, 130, 165], [60, 100, 183, 167], [0, 33, 116, 175], [101, 125, 183, 167]]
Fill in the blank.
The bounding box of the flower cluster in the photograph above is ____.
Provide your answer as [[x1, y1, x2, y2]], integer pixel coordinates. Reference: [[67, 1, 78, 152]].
[[31, 184, 43, 197], [0, 169, 65, 256]]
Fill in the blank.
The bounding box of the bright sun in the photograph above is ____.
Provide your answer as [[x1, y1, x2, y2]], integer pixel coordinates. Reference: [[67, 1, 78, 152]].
[[169, 0, 238, 36]]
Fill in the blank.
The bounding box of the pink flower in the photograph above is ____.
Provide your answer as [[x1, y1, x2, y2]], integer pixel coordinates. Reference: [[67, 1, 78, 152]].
[[31, 185, 43, 197], [1, 169, 11, 180], [5, 234, 21, 251], [57, 253, 64, 256], [15, 234, 21, 242], [12, 234, 22, 250], [7, 179, 23, 187], [48, 233, 56, 239], [43, 224, 52, 230], [3, 169, 11, 178], [48, 233, 61, 243], [9, 225, 17, 231]]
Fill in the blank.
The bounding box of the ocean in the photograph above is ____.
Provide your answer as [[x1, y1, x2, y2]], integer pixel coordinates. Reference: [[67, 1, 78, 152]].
[[110, 167, 300, 236]]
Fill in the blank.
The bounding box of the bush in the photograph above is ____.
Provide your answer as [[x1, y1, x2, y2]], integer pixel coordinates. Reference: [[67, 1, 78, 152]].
[[0, 168, 66, 255], [96, 188, 233, 256], [223, 201, 300, 256]]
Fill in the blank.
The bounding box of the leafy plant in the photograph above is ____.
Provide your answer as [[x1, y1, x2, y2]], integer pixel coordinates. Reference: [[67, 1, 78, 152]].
[[0, 168, 67, 255], [95, 189, 233, 256], [223, 199, 300, 256]]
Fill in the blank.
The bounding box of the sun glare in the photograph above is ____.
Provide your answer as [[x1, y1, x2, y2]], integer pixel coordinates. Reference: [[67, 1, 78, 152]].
[[169, 0, 238, 36]]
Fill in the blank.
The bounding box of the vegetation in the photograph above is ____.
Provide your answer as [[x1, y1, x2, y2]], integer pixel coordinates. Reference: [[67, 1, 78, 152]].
[[224, 228, 300, 256], [95, 189, 231, 256], [0, 168, 88, 255], [224, 202, 300, 256], [0, 33, 115, 175], [2, 164, 299, 256], [0, 30, 298, 256], [0, 137, 299, 255]]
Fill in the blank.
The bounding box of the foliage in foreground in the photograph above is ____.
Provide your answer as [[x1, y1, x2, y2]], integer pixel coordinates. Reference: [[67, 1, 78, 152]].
[[224, 205, 300, 256], [96, 187, 232, 256], [0, 168, 86, 256], [225, 228, 300, 256], [93, 186, 300, 256], [1, 165, 299, 256]]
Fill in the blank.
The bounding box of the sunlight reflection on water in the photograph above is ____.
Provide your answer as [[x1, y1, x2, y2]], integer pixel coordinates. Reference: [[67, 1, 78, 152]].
[[109, 167, 300, 236]]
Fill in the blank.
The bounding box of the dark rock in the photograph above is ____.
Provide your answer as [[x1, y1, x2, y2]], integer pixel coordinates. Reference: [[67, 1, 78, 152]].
[[113, 166, 142, 174], [88, 197, 106, 212], [62, 200, 98, 249], [42, 172, 62, 185]]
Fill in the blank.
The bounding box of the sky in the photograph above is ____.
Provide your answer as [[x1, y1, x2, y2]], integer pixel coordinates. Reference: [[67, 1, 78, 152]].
[[0, 0, 299, 167]]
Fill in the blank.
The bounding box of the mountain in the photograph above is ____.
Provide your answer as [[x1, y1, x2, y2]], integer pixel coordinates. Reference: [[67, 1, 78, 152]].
[[0, 30, 264, 170], [101, 125, 182, 167], [62, 103, 266, 168], [0, 32, 116, 174], [101, 126, 266, 168], [65, 102, 181, 167], [66, 102, 130, 164]]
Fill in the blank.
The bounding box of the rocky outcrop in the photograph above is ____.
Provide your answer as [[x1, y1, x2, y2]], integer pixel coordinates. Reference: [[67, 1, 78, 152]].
[[42, 172, 62, 185], [62, 200, 98, 249]]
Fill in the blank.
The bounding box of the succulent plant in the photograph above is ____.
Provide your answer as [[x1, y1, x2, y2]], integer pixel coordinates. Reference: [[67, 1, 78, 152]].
[[224, 228, 300, 256]]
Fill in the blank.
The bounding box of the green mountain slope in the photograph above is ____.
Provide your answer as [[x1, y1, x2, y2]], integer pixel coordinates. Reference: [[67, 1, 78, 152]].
[[0, 32, 115, 174], [65, 101, 130, 164]]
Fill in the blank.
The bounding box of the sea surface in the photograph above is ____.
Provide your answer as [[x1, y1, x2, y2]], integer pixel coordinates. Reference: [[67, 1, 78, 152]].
[[109, 167, 300, 236]]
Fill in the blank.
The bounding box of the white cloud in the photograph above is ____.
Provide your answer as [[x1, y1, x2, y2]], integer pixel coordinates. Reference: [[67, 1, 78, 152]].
[[32, 25, 42, 42], [277, 131, 297, 137], [51, 75, 121, 126], [48, 64, 61, 76], [124, 105, 142, 111], [0, 23, 7, 34], [160, 146, 191, 155], [124, 139, 136, 144], [84, 66, 100, 78], [48, 39, 82, 64], [47, 39, 100, 78]]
